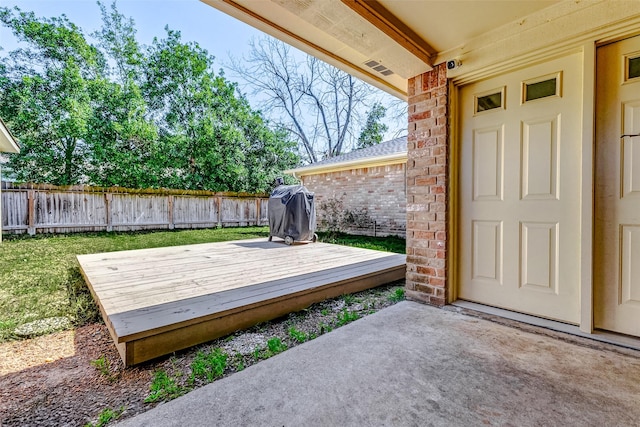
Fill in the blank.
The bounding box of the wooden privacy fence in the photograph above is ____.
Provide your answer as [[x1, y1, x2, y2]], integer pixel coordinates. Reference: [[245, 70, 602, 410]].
[[1, 182, 269, 235]]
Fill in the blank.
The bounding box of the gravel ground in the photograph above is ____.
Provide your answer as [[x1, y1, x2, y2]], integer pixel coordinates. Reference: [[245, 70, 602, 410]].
[[0, 282, 405, 427]]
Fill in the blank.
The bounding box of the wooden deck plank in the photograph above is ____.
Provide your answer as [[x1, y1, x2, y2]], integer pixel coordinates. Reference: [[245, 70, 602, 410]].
[[77, 238, 406, 366]]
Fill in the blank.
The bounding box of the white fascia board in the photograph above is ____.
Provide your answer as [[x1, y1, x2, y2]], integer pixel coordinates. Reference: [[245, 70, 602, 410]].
[[284, 152, 407, 176], [0, 118, 20, 153]]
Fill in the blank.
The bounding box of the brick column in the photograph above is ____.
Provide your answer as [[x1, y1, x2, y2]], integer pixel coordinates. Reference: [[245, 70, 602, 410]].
[[405, 63, 449, 307]]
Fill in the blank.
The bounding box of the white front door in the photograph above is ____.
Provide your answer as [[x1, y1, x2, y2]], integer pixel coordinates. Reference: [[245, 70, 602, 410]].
[[594, 35, 640, 337], [458, 52, 583, 323]]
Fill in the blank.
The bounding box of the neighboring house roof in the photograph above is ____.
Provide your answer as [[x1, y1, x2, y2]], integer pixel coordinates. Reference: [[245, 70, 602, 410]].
[[285, 136, 407, 176], [0, 117, 19, 153]]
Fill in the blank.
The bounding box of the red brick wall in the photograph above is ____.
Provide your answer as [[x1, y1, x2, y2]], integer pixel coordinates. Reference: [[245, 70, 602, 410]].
[[405, 63, 449, 306], [300, 163, 406, 237]]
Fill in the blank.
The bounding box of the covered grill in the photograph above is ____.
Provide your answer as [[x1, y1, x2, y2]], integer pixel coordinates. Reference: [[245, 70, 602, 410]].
[[267, 184, 317, 245]]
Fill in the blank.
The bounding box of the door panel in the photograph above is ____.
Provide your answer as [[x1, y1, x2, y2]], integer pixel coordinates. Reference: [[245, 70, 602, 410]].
[[594, 35, 640, 337], [473, 126, 504, 201], [622, 101, 640, 197], [459, 53, 582, 323], [520, 221, 558, 293], [472, 220, 502, 284], [521, 116, 559, 200]]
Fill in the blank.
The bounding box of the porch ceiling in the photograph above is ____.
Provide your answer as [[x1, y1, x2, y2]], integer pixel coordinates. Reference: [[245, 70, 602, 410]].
[[201, 0, 558, 98]]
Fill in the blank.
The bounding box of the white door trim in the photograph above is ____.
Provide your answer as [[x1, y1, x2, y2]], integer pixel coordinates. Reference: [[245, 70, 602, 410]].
[[580, 42, 596, 334]]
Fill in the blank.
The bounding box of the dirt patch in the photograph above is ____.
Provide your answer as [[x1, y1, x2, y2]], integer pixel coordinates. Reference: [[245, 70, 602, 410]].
[[0, 330, 75, 376], [0, 282, 404, 426]]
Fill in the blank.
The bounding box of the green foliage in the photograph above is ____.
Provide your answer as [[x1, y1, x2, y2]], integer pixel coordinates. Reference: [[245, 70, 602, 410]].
[[90, 355, 118, 382], [336, 309, 360, 326], [288, 326, 314, 343], [0, 3, 298, 192], [232, 353, 245, 372], [85, 406, 125, 427], [190, 348, 228, 383], [341, 294, 356, 306], [357, 102, 388, 149], [318, 322, 333, 335], [253, 337, 288, 360], [388, 287, 405, 303], [145, 370, 186, 403], [267, 337, 287, 354]]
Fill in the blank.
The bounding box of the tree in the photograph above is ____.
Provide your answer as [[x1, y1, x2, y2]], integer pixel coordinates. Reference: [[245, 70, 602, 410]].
[[142, 28, 298, 192], [84, 2, 158, 188], [0, 7, 105, 185], [357, 102, 388, 149], [230, 37, 374, 163]]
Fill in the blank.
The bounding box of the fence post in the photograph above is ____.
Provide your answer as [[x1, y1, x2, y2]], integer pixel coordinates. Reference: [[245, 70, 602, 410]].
[[255, 198, 260, 226], [168, 195, 175, 230], [217, 196, 223, 228], [105, 193, 113, 232], [27, 189, 36, 236]]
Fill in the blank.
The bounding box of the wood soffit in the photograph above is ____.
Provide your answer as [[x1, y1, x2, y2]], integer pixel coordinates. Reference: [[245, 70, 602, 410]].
[[340, 0, 435, 67]]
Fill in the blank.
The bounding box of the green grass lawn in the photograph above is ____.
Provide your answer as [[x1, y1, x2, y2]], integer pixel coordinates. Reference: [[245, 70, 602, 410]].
[[0, 227, 405, 342]]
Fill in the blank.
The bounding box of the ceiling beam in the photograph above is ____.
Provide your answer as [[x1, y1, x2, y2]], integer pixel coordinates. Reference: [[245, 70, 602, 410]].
[[341, 0, 435, 66]]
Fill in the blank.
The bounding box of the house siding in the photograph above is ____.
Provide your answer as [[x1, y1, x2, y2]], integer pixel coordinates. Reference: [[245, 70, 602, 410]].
[[301, 163, 406, 237], [405, 63, 450, 307]]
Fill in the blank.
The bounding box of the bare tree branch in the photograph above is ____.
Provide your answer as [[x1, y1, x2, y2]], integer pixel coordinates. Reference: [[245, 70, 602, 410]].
[[227, 36, 400, 163]]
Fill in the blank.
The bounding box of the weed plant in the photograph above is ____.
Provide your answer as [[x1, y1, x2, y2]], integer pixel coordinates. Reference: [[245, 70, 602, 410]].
[[90, 355, 118, 382], [190, 348, 228, 384], [288, 327, 316, 343], [84, 406, 125, 427], [145, 370, 186, 403], [232, 353, 245, 372], [336, 309, 360, 326], [388, 287, 405, 302], [341, 294, 356, 306]]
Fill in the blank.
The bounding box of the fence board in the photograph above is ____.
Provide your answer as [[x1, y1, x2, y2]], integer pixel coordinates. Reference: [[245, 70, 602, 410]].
[[1, 190, 28, 231], [1, 182, 268, 235], [173, 195, 218, 228], [221, 198, 258, 227]]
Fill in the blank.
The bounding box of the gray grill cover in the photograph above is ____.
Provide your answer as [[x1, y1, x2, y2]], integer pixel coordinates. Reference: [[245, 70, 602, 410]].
[[268, 185, 316, 242]]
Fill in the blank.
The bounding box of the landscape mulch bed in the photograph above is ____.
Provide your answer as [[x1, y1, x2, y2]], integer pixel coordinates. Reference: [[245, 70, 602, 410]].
[[0, 282, 404, 427]]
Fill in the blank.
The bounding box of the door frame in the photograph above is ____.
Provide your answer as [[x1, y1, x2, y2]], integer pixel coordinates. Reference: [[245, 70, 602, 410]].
[[449, 27, 640, 334]]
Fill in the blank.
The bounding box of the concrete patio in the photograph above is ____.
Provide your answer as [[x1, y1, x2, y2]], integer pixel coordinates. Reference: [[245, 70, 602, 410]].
[[117, 301, 640, 426]]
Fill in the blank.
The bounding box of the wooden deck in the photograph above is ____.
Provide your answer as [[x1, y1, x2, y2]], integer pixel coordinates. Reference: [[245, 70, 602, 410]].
[[77, 239, 406, 366]]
